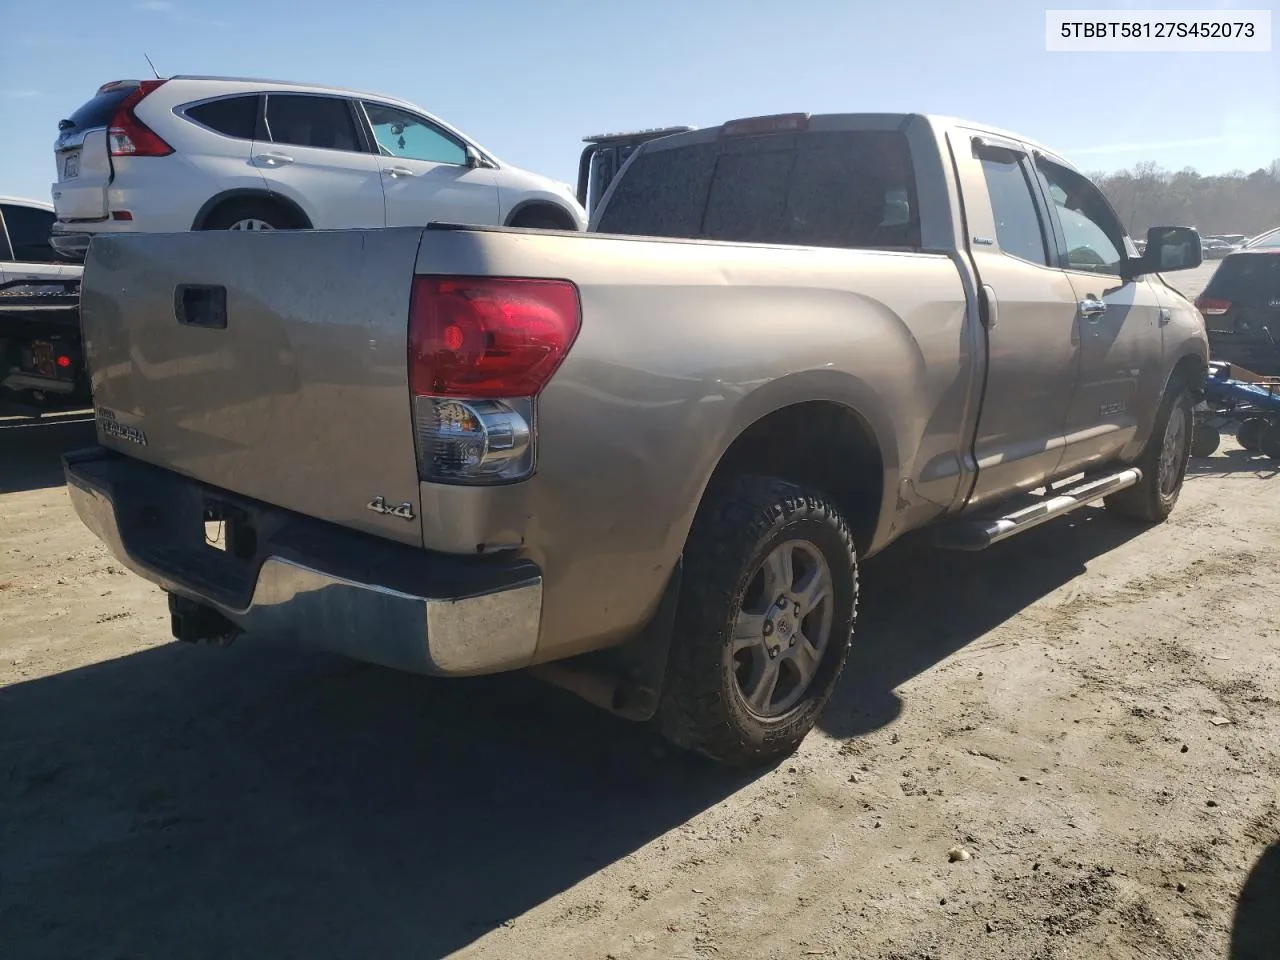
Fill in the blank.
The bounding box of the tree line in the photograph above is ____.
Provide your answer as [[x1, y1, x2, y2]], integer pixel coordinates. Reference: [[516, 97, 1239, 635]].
[[1089, 159, 1280, 238]]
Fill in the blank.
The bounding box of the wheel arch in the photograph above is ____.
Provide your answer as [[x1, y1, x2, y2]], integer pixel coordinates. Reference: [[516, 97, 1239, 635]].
[[504, 199, 581, 231], [191, 190, 314, 231], [695, 391, 895, 559]]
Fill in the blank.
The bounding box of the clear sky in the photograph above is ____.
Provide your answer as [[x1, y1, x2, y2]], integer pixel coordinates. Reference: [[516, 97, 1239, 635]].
[[1, 0, 1276, 204]]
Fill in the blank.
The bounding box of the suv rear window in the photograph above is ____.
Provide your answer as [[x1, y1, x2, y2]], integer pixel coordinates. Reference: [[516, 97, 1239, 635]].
[[63, 85, 139, 132], [185, 95, 259, 139], [1203, 253, 1280, 303], [596, 130, 920, 250]]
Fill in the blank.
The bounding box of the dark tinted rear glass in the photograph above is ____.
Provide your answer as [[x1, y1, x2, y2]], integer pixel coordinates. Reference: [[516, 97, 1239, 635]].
[[596, 130, 920, 250], [185, 95, 259, 139], [1, 204, 57, 263], [1203, 253, 1280, 303], [64, 85, 138, 132], [265, 94, 360, 152]]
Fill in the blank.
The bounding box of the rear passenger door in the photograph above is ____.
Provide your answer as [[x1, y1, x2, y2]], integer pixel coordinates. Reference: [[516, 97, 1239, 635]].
[[952, 133, 1082, 507], [253, 94, 385, 229]]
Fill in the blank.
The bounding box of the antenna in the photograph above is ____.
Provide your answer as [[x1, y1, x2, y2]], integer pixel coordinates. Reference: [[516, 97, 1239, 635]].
[[143, 53, 161, 79]]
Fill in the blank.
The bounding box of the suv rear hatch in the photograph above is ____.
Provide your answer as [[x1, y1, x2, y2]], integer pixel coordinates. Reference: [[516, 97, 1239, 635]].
[[1197, 251, 1280, 371], [79, 228, 429, 546], [53, 80, 170, 222]]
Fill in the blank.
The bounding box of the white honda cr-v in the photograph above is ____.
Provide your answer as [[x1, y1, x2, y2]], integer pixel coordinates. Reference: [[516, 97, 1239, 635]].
[[50, 76, 586, 259]]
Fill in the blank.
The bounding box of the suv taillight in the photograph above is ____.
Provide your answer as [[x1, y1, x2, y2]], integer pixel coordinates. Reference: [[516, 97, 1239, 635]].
[[1195, 296, 1231, 316], [108, 80, 172, 157], [408, 275, 581, 485]]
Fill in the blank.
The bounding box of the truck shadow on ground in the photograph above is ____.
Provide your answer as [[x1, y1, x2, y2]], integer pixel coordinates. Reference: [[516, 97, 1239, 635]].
[[1231, 842, 1280, 960], [0, 498, 1153, 959], [1187, 449, 1280, 479], [819, 509, 1146, 738], [0, 406, 95, 493]]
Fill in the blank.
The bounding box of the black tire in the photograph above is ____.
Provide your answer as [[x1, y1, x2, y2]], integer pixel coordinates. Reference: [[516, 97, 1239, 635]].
[[656, 475, 858, 766], [1260, 422, 1280, 461], [1237, 417, 1267, 452], [200, 199, 296, 232], [510, 208, 571, 231], [1190, 421, 1221, 458], [1105, 379, 1193, 523]]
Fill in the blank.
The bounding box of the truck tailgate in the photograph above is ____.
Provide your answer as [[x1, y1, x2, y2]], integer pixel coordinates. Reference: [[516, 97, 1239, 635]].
[[80, 228, 428, 546]]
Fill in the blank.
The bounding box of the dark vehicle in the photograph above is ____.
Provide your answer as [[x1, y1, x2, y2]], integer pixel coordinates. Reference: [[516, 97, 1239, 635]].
[[576, 126, 695, 216], [1196, 250, 1280, 375], [0, 277, 87, 405]]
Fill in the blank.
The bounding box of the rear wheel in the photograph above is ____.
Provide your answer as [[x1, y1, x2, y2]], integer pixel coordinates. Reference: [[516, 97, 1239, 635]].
[[1237, 417, 1267, 452], [1260, 422, 1280, 461], [1105, 380, 1193, 523], [201, 200, 298, 232], [657, 475, 858, 766], [510, 208, 572, 231]]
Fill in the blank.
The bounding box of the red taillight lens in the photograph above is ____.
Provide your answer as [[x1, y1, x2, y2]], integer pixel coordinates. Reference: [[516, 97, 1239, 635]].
[[1195, 296, 1231, 316], [408, 276, 581, 399], [108, 80, 172, 157]]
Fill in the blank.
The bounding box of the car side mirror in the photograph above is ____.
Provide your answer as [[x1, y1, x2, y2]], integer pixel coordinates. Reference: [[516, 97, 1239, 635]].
[[1126, 226, 1202, 278]]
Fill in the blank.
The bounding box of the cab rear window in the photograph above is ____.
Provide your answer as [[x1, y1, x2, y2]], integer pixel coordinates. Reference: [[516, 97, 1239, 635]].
[[596, 129, 920, 251]]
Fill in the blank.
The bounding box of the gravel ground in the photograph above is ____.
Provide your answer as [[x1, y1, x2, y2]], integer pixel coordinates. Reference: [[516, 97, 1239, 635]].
[[1, 260, 1276, 959]]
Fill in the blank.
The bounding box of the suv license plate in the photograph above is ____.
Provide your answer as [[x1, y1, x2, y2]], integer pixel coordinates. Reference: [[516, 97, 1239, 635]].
[[63, 152, 79, 179]]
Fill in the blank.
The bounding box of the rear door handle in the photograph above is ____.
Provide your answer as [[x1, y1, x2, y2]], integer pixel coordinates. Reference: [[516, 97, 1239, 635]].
[[254, 152, 295, 167], [385, 166, 415, 178], [1079, 297, 1108, 321]]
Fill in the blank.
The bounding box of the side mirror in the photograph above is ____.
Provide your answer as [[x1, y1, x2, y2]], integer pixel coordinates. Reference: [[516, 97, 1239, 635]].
[[1127, 226, 1203, 277]]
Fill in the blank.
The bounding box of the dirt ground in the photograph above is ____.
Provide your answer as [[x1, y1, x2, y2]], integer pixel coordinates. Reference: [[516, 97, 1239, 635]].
[[2, 263, 1277, 960]]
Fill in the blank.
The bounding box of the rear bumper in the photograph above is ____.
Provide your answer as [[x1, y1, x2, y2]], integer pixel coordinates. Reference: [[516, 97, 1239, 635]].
[[63, 447, 544, 676]]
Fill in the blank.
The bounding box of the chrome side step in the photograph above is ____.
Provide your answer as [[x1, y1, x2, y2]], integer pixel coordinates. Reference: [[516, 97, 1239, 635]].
[[934, 468, 1142, 551]]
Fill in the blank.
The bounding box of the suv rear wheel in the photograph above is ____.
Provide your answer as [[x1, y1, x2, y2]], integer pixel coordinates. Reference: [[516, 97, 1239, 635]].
[[200, 199, 299, 232]]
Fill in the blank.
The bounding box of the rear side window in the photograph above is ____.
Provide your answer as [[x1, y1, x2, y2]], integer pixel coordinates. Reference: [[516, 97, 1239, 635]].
[[185, 96, 259, 139], [1203, 254, 1280, 302], [978, 154, 1049, 265], [264, 95, 361, 152], [1, 204, 58, 263], [597, 130, 921, 250], [62, 85, 137, 132]]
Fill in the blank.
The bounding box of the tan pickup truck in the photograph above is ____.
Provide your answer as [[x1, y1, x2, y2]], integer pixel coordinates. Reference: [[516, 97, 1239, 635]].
[[65, 112, 1208, 765]]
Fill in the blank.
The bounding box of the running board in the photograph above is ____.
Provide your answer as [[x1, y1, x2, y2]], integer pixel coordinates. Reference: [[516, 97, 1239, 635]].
[[934, 468, 1142, 551]]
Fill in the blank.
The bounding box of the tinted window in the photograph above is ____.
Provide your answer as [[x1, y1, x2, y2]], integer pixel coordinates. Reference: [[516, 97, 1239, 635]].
[[979, 155, 1049, 265], [1038, 160, 1126, 275], [265, 95, 360, 151], [63, 85, 137, 132], [1203, 253, 1280, 303], [362, 102, 466, 165], [1, 205, 58, 263], [597, 130, 920, 250], [185, 96, 258, 139]]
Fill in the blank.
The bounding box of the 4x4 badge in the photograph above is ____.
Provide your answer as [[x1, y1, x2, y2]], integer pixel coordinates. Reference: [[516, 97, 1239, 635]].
[[366, 496, 415, 521]]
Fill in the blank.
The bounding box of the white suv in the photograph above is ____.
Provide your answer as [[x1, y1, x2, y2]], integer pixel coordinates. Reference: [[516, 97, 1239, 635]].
[[50, 76, 586, 259]]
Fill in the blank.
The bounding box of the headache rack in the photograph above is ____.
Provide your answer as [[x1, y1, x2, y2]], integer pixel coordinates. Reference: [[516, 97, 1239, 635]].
[[576, 125, 695, 216]]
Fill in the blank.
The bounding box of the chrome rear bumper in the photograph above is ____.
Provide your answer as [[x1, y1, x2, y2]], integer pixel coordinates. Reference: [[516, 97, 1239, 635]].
[[63, 448, 543, 676]]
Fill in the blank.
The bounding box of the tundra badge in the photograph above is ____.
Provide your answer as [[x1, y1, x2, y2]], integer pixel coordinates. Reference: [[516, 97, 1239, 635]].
[[95, 406, 148, 447], [367, 496, 415, 521]]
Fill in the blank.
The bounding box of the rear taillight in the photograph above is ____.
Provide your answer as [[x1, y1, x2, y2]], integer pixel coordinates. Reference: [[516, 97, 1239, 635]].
[[108, 80, 172, 157], [1195, 296, 1231, 316], [408, 276, 581, 485]]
